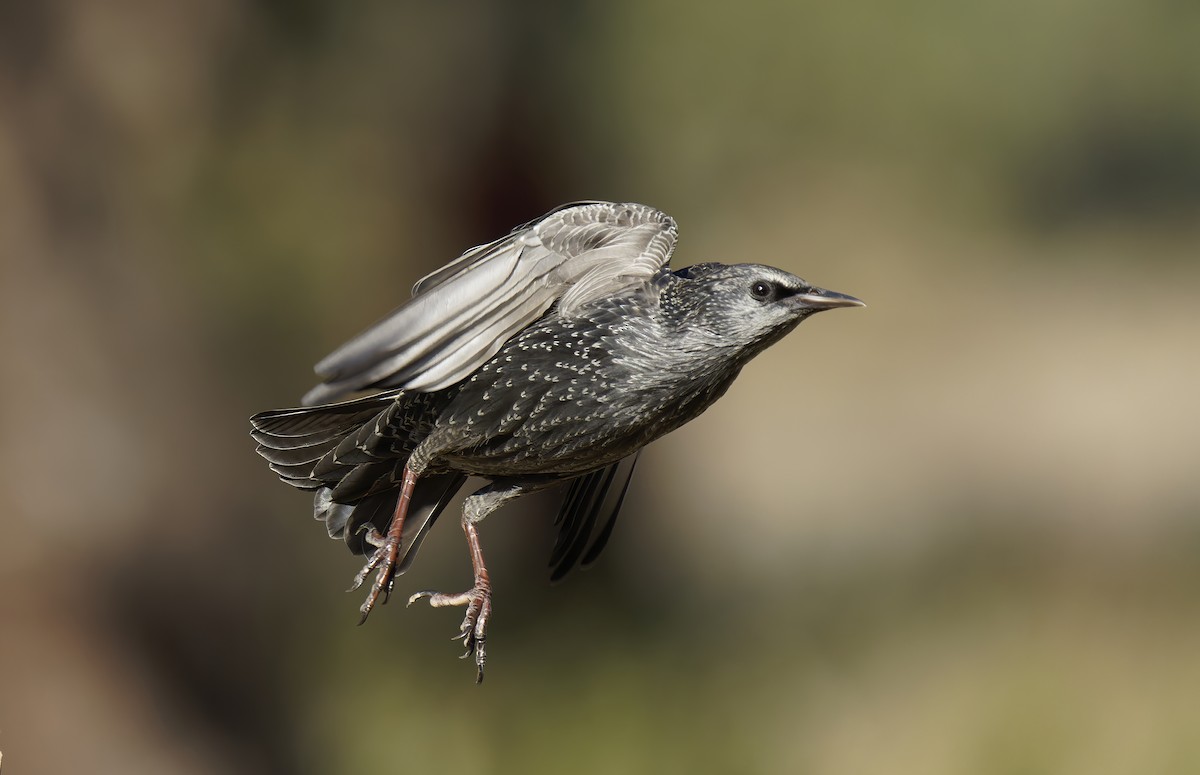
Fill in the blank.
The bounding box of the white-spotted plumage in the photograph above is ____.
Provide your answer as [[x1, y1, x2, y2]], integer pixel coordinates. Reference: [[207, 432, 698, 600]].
[[250, 202, 863, 681]]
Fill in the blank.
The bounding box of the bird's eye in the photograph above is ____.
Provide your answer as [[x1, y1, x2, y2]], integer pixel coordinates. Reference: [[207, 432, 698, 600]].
[[750, 281, 773, 301]]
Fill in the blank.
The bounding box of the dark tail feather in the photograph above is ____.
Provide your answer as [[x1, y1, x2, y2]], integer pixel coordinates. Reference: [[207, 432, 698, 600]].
[[395, 473, 467, 573], [314, 473, 466, 570], [252, 389, 464, 574], [250, 391, 404, 489], [251, 389, 403, 438]]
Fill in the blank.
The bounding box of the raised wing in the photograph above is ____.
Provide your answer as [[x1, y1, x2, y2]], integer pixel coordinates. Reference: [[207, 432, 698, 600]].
[[302, 201, 677, 405]]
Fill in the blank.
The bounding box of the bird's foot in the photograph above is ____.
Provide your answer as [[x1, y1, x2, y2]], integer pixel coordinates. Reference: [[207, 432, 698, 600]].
[[349, 525, 399, 623], [408, 576, 492, 683]]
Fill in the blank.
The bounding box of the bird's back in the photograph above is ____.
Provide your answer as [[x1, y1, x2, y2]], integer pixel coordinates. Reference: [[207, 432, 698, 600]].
[[420, 272, 744, 478]]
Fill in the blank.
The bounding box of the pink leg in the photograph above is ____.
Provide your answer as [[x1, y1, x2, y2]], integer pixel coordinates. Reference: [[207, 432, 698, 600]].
[[350, 465, 418, 623]]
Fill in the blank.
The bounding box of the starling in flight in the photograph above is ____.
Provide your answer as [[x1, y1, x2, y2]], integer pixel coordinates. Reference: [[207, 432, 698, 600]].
[[251, 201, 863, 681]]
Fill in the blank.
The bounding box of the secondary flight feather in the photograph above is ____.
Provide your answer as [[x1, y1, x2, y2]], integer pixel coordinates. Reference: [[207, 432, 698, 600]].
[[302, 201, 678, 405]]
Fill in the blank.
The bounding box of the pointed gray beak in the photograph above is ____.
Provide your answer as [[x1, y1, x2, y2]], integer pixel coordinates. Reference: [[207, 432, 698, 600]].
[[791, 288, 865, 310]]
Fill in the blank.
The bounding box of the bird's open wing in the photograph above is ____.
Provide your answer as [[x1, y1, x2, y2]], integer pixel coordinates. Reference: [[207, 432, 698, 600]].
[[302, 201, 677, 405]]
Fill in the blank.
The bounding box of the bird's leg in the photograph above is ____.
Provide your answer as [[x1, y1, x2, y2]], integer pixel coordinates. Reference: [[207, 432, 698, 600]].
[[409, 519, 491, 682], [350, 465, 418, 623], [407, 479, 548, 683]]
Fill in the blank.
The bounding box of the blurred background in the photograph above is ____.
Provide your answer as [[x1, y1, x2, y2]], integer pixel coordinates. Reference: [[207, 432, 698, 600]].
[[2, 1, 1199, 773]]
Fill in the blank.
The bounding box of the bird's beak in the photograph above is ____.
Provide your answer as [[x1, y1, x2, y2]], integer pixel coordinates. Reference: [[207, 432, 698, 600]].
[[790, 288, 866, 310]]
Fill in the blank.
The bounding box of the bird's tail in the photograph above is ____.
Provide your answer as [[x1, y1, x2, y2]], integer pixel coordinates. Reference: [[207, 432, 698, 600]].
[[250, 390, 403, 491], [250, 391, 465, 566]]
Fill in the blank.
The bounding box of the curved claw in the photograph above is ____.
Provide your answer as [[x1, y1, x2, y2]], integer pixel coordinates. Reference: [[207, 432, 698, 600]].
[[348, 554, 380, 593], [404, 583, 490, 682], [407, 590, 435, 607], [347, 467, 418, 625], [352, 536, 402, 624]]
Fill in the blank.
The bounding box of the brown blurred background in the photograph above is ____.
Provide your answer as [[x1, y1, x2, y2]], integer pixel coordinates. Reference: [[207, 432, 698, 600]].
[[2, 1, 1199, 773]]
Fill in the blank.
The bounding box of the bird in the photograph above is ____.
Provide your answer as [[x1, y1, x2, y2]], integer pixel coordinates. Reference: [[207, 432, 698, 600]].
[[250, 201, 863, 682]]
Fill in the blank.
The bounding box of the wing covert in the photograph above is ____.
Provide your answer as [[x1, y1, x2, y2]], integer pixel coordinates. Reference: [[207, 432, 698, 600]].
[[302, 201, 677, 405]]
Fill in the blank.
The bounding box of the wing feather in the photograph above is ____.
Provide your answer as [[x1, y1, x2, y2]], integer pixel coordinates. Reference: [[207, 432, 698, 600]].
[[549, 453, 640, 582], [302, 202, 677, 404]]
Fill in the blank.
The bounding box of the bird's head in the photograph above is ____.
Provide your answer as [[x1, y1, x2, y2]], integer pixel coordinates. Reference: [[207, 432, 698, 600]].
[[666, 262, 864, 356]]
